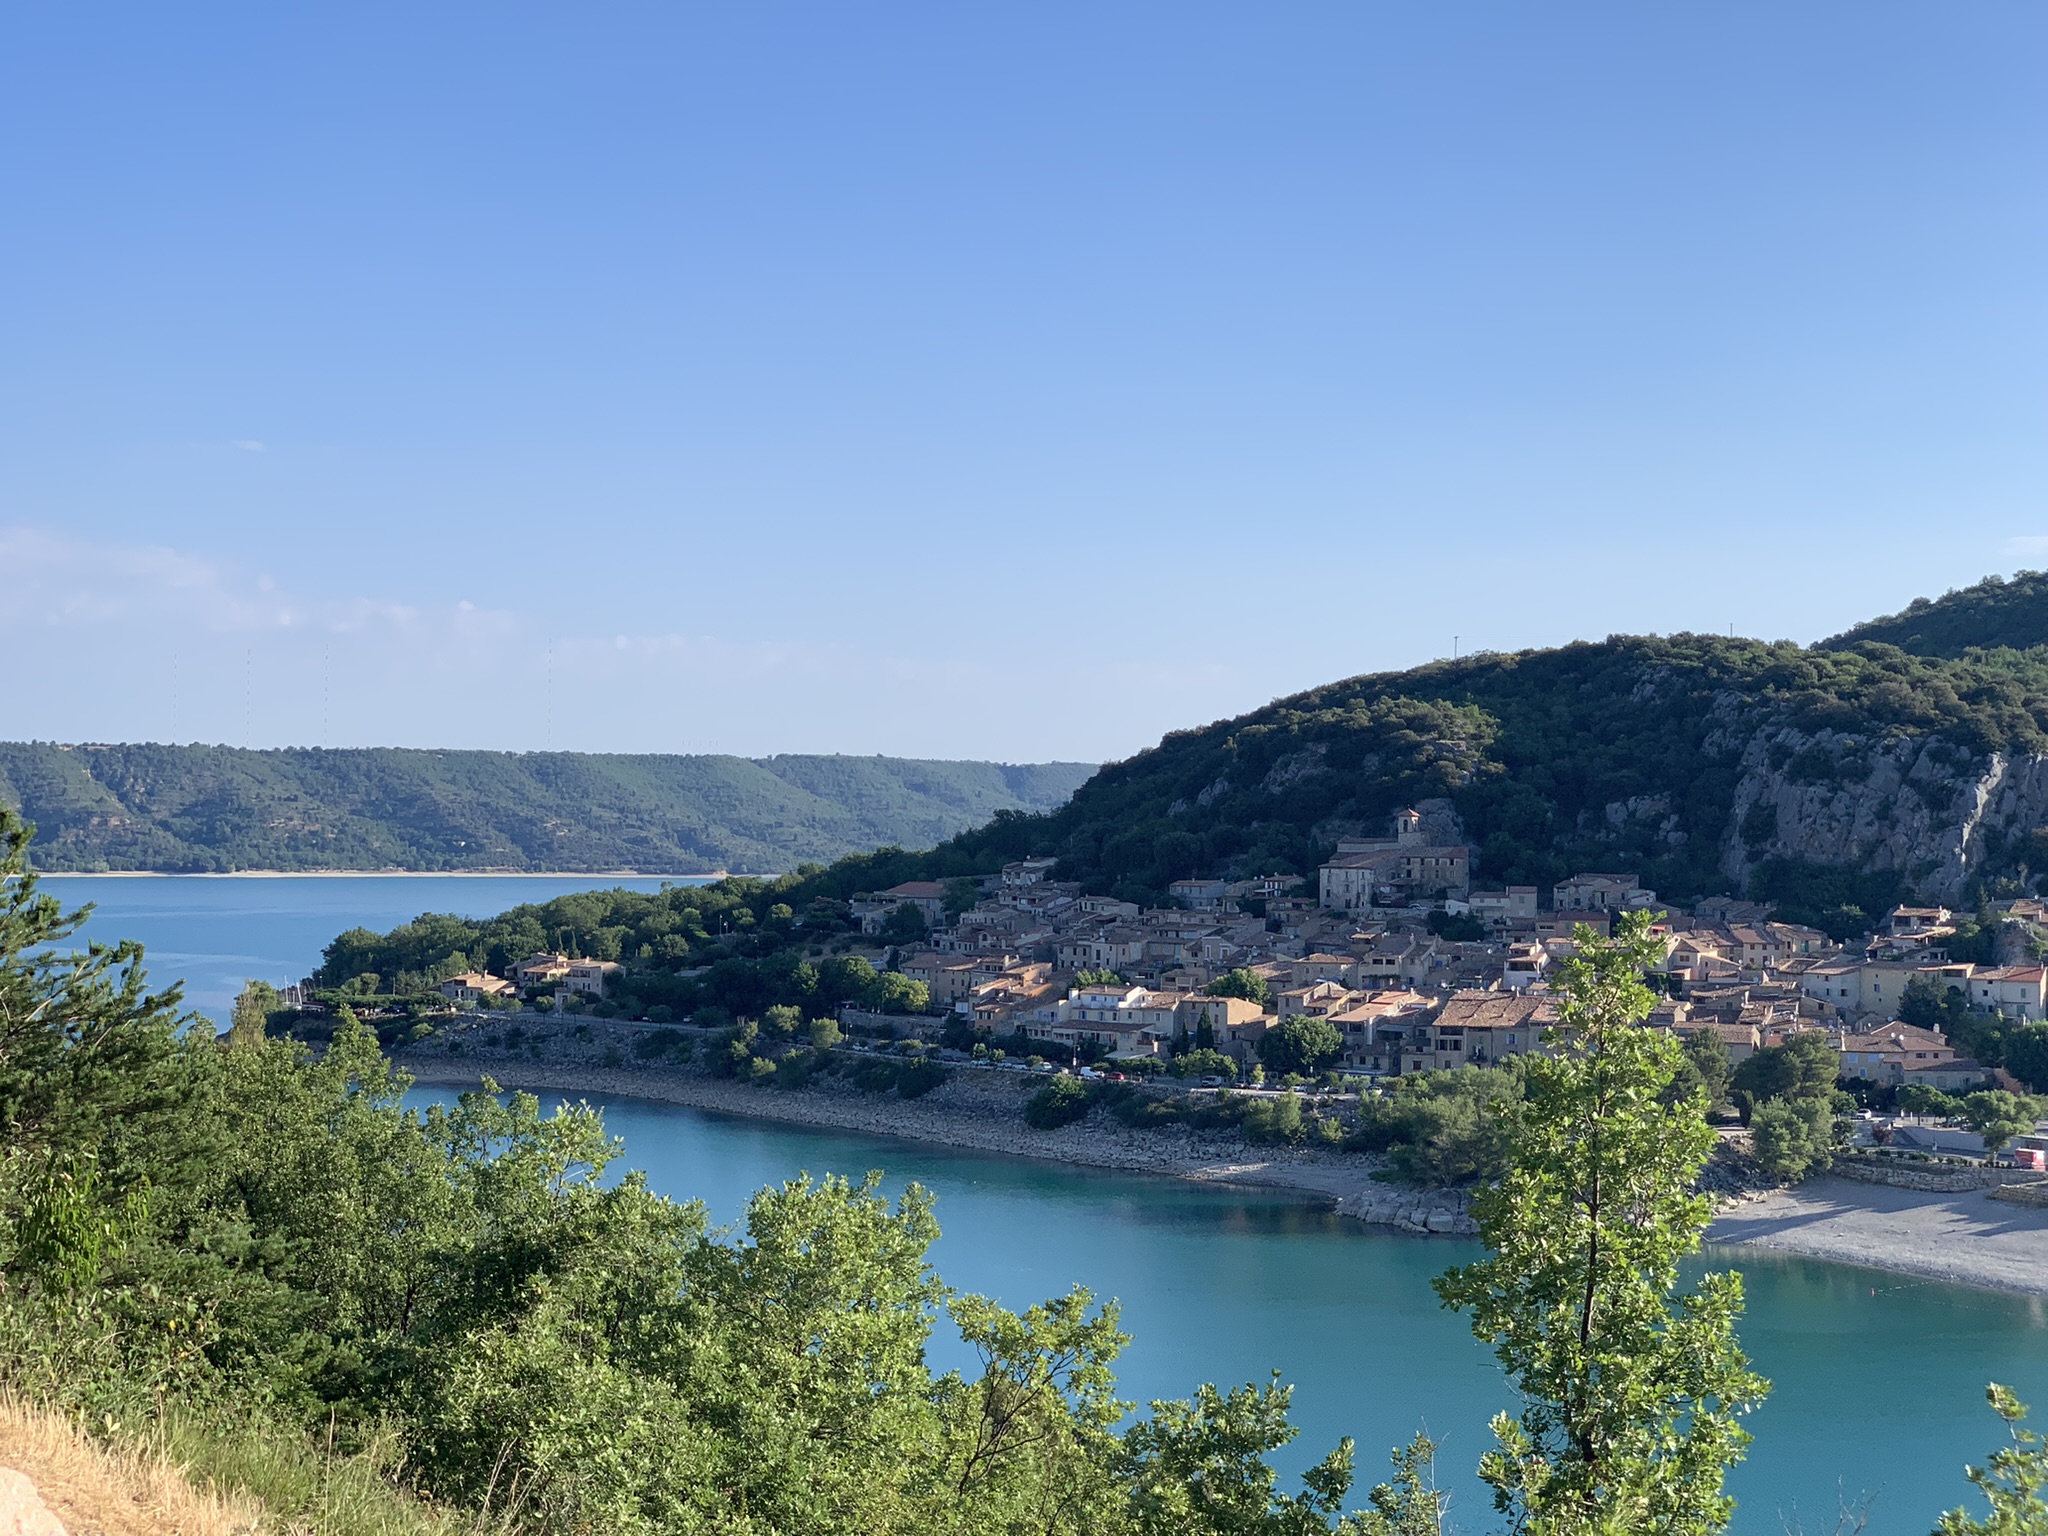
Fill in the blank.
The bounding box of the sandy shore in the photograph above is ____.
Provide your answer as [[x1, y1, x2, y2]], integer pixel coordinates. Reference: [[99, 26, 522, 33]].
[[1707, 1177, 2048, 1297], [401, 1058, 2048, 1297]]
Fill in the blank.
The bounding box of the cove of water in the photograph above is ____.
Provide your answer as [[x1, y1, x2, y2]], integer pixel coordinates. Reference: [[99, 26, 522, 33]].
[[41, 872, 688, 1024], [51, 874, 2048, 1533]]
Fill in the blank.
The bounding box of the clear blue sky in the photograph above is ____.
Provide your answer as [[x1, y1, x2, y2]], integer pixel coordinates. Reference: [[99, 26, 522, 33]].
[[4, 4, 2043, 763]]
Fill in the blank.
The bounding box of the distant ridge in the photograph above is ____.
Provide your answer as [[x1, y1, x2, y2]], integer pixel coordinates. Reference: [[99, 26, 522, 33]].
[[0, 743, 1096, 874]]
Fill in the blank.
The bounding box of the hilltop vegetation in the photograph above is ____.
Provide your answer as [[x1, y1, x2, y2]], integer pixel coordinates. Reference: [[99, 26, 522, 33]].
[[1822, 570, 2048, 657], [0, 742, 1092, 873], [892, 628, 2048, 916]]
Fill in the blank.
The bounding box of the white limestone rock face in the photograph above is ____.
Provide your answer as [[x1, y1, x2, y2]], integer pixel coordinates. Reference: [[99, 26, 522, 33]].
[[1713, 722, 2048, 904]]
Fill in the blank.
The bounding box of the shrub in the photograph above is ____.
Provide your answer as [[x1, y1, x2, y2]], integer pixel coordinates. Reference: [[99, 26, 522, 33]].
[[1241, 1094, 1304, 1146], [894, 1060, 947, 1099], [1025, 1077, 1093, 1130], [1351, 1067, 1524, 1186]]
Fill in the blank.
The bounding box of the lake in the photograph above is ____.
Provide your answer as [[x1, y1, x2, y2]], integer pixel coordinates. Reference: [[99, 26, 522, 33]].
[[57, 874, 2048, 1533], [41, 872, 689, 1024]]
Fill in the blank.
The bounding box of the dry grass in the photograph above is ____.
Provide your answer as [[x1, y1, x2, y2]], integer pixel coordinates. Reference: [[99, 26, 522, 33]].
[[0, 1393, 268, 1535]]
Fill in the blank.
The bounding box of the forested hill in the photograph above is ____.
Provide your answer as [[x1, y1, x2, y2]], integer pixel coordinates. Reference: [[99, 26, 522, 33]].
[[822, 618, 2048, 932], [1820, 570, 2048, 657], [0, 743, 1094, 873]]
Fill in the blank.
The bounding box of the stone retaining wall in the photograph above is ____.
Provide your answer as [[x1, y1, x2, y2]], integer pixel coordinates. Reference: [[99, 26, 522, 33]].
[[1832, 1159, 2048, 1193], [1989, 1182, 2048, 1209]]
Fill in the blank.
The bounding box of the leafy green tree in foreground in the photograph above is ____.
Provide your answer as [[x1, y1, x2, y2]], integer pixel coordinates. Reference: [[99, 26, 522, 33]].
[[1436, 911, 1769, 1535], [1937, 1385, 2048, 1535]]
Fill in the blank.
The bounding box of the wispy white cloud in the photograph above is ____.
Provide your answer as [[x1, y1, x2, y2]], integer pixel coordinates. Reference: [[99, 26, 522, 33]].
[[2005, 536, 2048, 559], [231, 439, 266, 453]]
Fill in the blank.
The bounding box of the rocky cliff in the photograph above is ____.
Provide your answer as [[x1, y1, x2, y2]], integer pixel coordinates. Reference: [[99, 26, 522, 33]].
[[1714, 717, 2048, 905]]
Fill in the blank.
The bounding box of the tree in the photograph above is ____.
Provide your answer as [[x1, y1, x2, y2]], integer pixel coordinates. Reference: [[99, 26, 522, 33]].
[[1354, 1433, 1448, 1536], [1435, 911, 1768, 1534], [1075, 968, 1127, 987], [1257, 1017, 1342, 1079], [1169, 1048, 1239, 1082], [810, 1015, 845, 1050], [1937, 1385, 2048, 1535], [1960, 1091, 2046, 1154], [763, 1002, 804, 1038], [227, 978, 282, 1049], [879, 903, 931, 946], [1119, 1376, 1361, 1535], [2003, 1024, 2048, 1095], [1749, 1099, 1829, 1181], [1899, 1083, 1961, 1120], [1206, 969, 1272, 1008], [865, 971, 931, 1015], [1680, 1029, 1733, 1115], [1902, 973, 1974, 1035], [1730, 1031, 1838, 1108]]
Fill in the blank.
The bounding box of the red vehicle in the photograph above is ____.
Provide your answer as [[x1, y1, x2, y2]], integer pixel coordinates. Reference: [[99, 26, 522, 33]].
[[2011, 1134, 2048, 1172]]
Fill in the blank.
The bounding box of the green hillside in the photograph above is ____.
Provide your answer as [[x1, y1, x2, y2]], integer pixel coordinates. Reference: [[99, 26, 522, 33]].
[[765, 616, 2048, 928], [1820, 571, 2048, 657], [922, 634, 2047, 900], [0, 744, 1094, 873]]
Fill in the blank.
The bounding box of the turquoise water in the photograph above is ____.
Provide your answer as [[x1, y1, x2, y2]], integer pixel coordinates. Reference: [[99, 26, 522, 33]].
[[407, 1087, 2048, 1535], [41, 873, 689, 1024], [52, 876, 2048, 1532]]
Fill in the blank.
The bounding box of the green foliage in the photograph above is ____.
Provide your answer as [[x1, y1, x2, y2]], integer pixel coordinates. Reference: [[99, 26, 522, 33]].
[[1749, 1098, 1834, 1181], [1351, 1068, 1525, 1187], [1960, 1091, 2048, 1153], [1076, 968, 1128, 986], [1903, 973, 1976, 1035], [810, 1015, 845, 1050], [1206, 969, 1272, 1007], [1118, 1376, 1363, 1535], [1435, 912, 1768, 1534], [1731, 1031, 1839, 1108], [1257, 1017, 1343, 1079], [880, 902, 932, 945], [1900, 1083, 1963, 1119], [1821, 570, 2048, 658], [868, 970, 934, 1015], [1169, 1048, 1240, 1082], [1937, 1384, 2048, 1535], [2005, 1026, 2048, 1094], [0, 807, 1400, 1536], [1239, 1094, 1305, 1147], [228, 978, 282, 1049], [1351, 1433, 1448, 1536], [0, 742, 1094, 873], [1680, 1028, 1734, 1115], [1026, 1076, 1094, 1130], [1426, 909, 1485, 941]]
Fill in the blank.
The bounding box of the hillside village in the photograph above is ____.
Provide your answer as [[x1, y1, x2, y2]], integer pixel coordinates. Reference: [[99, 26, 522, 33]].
[[830, 806, 2044, 1100]]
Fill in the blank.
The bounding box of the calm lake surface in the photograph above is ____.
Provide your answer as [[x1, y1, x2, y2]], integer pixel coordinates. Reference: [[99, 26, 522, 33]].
[[43, 872, 687, 1024], [59, 875, 2048, 1533]]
